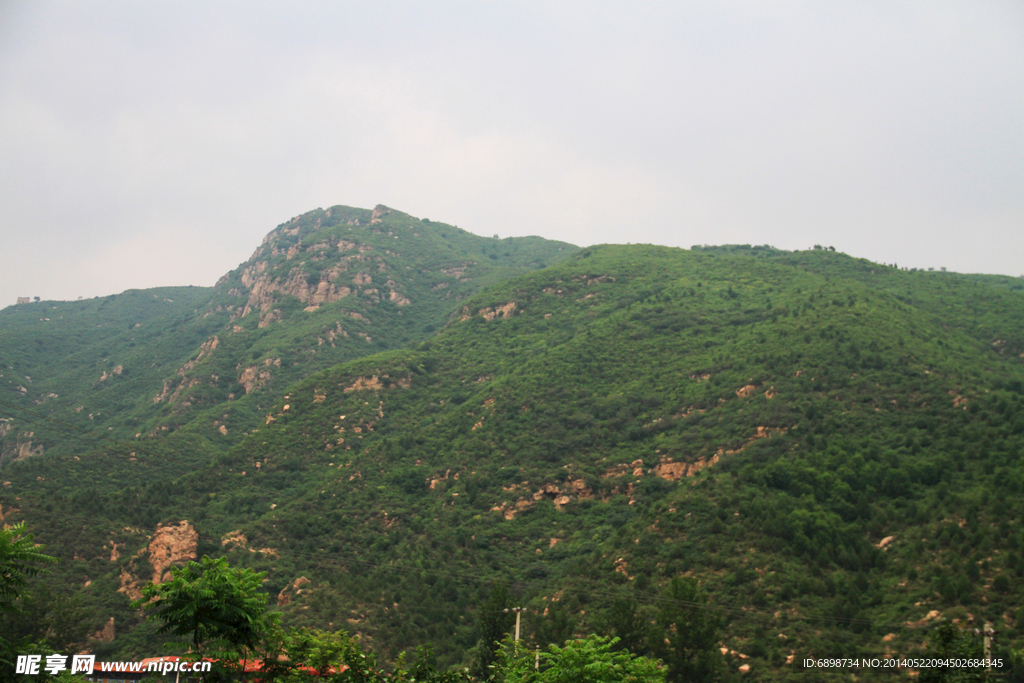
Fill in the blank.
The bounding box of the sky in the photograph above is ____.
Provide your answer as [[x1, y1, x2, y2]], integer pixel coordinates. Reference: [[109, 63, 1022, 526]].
[[1, 1, 1022, 306]]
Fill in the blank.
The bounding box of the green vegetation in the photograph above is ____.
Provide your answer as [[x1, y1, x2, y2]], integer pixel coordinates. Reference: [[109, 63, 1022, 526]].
[[2, 223, 1024, 681], [0, 522, 57, 612], [0, 522, 61, 679], [133, 556, 275, 661], [495, 634, 664, 682], [0, 204, 575, 464]]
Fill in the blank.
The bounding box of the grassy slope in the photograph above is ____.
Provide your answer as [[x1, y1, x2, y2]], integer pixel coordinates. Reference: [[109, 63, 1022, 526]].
[[3, 245, 1024, 680]]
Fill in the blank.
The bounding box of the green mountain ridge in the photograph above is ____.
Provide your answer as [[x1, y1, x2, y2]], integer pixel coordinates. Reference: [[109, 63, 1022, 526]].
[[0, 204, 576, 463], [3, 234, 1024, 681]]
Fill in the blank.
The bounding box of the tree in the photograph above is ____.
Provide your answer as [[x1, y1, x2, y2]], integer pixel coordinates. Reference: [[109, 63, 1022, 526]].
[[272, 627, 372, 683], [495, 634, 665, 683], [654, 578, 723, 683], [603, 598, 649, 656], [0, 522, 59, 675], [474, 583, 515, 679], [531, 603, 574, 652], [0, 584, 95, 654], [132, 556, 276, 665], [0, 522, 58, 614], [918, 620, 987, 683]]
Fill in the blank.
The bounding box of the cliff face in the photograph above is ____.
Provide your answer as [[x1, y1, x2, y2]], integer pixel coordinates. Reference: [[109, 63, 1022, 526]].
[[115, 520, 198, 601], [147, 520, 199, 583], [236, 234, 401, 327]]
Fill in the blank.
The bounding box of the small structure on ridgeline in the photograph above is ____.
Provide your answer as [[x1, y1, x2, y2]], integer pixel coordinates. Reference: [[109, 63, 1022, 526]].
[[16, 297, 30, 305]]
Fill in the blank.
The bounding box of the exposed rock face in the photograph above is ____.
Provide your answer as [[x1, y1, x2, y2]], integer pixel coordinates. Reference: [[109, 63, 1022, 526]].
[[652, 456, 720, 480], [370, 205, 391, 224], [198, 336, 219, 356], [1, 436, 43, 464], [91, 617, 116, 643], [238, 358, 280, 394], [240, 261, 354, 326], [221, 530, 248, 549], [153, 337, 222, 404], [343, 375, 411, 392], [0, 503, 19, 522], [147, 521, 198, 584], [221, 530, 278, 557], [463, 302, 518, 321], [653, 461, 688, 480], [99, 365, 123, 382], [490, 477, 592, 519], [277, 576, 312, 606], [906, 610, 942, 628], [735, 384, 758, 398], [344, 376, 384, 392], [388, 290, 411, 305], [152, 381, 172, 403], [117, 568, 143, 601]]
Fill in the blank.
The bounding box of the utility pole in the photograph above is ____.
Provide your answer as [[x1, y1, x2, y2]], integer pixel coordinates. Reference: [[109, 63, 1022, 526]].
[[504, 607, 525, 653], [984, 623, 993, 672]]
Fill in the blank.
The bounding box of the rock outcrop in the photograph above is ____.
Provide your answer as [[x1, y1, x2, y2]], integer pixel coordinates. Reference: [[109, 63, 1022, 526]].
[[98, 365, 123, 382], [461, 302, 518, 321], [91, 617, 116, 643], [117, 568, 143, 601], [0, 435, 43, 465], [147, 521, 198, 584], [277, 576, 312, 606]]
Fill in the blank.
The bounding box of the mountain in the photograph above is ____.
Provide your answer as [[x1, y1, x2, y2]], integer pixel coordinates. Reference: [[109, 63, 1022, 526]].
[[3, 240, 1024, 680], [0, 204, 576, 464]]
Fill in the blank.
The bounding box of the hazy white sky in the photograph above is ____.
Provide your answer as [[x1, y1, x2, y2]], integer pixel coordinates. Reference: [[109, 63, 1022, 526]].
[[1, 1, 1022, 305]]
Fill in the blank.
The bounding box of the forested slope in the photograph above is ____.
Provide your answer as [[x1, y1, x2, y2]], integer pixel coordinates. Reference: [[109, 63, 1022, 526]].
[[3, 243, 1024, 681], [0, 204, 575, 462]]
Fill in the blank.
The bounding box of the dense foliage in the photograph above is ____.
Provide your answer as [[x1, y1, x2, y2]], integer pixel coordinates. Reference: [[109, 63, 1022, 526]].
[[2, 228, 1024, 681], [133, 556, 275, 659], [0, 204, 575, 464], [0, 523, 59, 681]]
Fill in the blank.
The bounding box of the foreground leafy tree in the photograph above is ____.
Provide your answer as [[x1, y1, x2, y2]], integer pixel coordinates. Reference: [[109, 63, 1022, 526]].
[[918, 621, 988, 683], [280, 628, 354, 682], [0, 522, 59, 678], [0, 522, 58, 613], [132, 556, 277, 664], [494, 634, 664, 682], [259, 630, 470, 683], [262, 627, 384, 683], [654, 578, 723, 683]]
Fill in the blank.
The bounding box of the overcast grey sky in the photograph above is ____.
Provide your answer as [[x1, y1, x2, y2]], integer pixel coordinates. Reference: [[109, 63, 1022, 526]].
[[1, 1, 1022, 306]]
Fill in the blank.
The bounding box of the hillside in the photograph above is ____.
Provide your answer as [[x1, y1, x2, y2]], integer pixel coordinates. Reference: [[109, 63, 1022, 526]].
[[0, 204, 576, 464], [3, 243, 1024, 680]]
